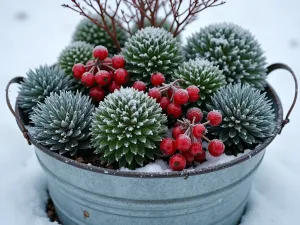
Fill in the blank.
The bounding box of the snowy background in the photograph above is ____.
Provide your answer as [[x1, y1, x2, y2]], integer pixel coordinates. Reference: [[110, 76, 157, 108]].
[[0, 0, 299, 224]]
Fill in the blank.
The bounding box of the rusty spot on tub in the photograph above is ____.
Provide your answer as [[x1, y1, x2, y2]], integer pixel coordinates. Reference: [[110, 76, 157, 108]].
[[84, 210, 89, 218]]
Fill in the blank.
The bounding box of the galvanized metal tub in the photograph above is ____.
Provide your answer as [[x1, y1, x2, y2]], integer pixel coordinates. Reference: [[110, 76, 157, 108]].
[[7, 63, 297, 225]]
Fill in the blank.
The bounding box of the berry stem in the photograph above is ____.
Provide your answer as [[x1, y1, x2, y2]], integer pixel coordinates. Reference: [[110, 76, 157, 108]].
[[202, 135, 211, 143], [102, 64, 116, 71], [192, 116, 196, 125], [202, 121, 210, 126]]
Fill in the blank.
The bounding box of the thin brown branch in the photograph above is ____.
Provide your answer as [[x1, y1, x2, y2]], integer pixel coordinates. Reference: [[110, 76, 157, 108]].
[[62, 0, 226, 49]]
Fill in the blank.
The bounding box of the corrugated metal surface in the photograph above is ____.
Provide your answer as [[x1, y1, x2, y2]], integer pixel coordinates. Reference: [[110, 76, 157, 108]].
[[36, 148, 265, 225]]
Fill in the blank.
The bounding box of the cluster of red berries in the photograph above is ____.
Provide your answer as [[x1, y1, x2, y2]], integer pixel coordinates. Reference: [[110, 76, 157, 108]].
[[160, 110, 225, 171], [145, 73, 200, 117], [72, 45, 128, 102]]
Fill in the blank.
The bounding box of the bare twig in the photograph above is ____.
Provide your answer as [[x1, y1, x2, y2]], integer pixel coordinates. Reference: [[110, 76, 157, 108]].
[[62, 0, 226, 50]]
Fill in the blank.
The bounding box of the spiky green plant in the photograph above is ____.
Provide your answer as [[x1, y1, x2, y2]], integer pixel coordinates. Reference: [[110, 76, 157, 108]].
[[91, 87, 168, 169], [72, 17, 127, 55], [131, 18, 178, 38], [174, 58, 226, 107], [207, 83, 275, 155], [30, 91, 95, 155], [122, 27, 183, 83], [58, 41, 93, 76], [18, 65, 74, 114], [184, 23, 267, 89]]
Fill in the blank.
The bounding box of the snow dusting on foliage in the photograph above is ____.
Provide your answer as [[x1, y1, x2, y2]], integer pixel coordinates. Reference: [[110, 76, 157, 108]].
[[58, 41, 93, 75], [184, 22, 267, 89], [91, 87, 167, 169], [174, 58, 226, 106], [122, 27, 183, 82], [1, 1, 300, 225]]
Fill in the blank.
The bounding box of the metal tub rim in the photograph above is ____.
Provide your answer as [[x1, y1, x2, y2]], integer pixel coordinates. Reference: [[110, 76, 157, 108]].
[[14, 83, 283, 178]]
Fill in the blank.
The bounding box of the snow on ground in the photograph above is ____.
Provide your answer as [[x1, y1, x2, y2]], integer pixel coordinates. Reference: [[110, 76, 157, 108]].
[[0, 0, 299, 224]]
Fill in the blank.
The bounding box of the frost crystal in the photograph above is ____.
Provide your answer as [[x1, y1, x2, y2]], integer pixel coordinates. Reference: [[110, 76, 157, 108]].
[[174, 58, 226, 107], [91, 87, 167, 169], [122, 27, 183, 82], [184, 23, 267, 89], [207, 83, 275, 154], [58, 41, 93, 75], [18, 65, 74, 114], [30, 91, 95, 155]]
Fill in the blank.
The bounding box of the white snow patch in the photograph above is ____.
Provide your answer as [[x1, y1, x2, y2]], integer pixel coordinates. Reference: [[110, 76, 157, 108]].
[[1, 0, 300, 225], [120, 150, 251, 173]]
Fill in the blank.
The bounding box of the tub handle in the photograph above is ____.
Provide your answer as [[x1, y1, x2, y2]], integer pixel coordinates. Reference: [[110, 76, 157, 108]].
[[5, 64, 298, 144], [5, 76, 31, 145], [267, 63, 298, 134]]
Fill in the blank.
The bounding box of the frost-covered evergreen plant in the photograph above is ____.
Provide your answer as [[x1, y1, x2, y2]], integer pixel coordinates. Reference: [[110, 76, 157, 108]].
[[122, 27, 183, 82], [18, 65, 74, 114], [30, 91, 94, 155], [72, 17, 127, 55], [91, 87, 167, 169], [207, 83, 275, 154], [131, 18, 176, 37], [174, 58, 226, 106], [58, 41, 93, 75], [184, 23, 267, 89]]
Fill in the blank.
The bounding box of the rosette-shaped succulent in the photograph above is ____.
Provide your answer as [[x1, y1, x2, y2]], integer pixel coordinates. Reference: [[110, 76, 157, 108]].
[[91, 87, 168, 169], [30, 91, 94, 155], [174, 58, 226, 106], [132, 18, 177, 37], [58, 41, 93, 75], [18, 65, 74, 114], [184, 23, 267, 89], [207, 83, 275, 154], [122, 27, 183, 82], [72, 17, 127, 54]]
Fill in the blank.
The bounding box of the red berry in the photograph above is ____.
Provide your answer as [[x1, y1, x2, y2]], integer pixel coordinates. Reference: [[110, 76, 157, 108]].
[[160, 97, 171, 111], [86, 60, 95, 72], [172, 126, 185, 139], [208, 139, 225, 157], [160, 138, 176, 156], [81, 72, 95, 87], [101, 57, 112, 71], [167, 88, 174, 98], [114, 68, 129, 85], [167, 103, 182, 118], [194, 149, 206, 163], [148, 88, 161, 102], [186, 85, 200, 102], [112, 55, 125, 69], [169, 154, 186, 171], [72, 63, 86, 80], [108, 81, 121, 93], [207, 110, 223, 126], [93, 46, 108, 60], [181, 151, 194, 165], [89, 86, 106, 102], [173, 89, 189, 105], [186, 107, 203, 123], [95, 70, 112, 86], [151, 72, 165, 86], [175, 134, 191, 152], [132, 81, 147, 92], [192, 124, 206, 138], [189, 142, 203, 156]]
